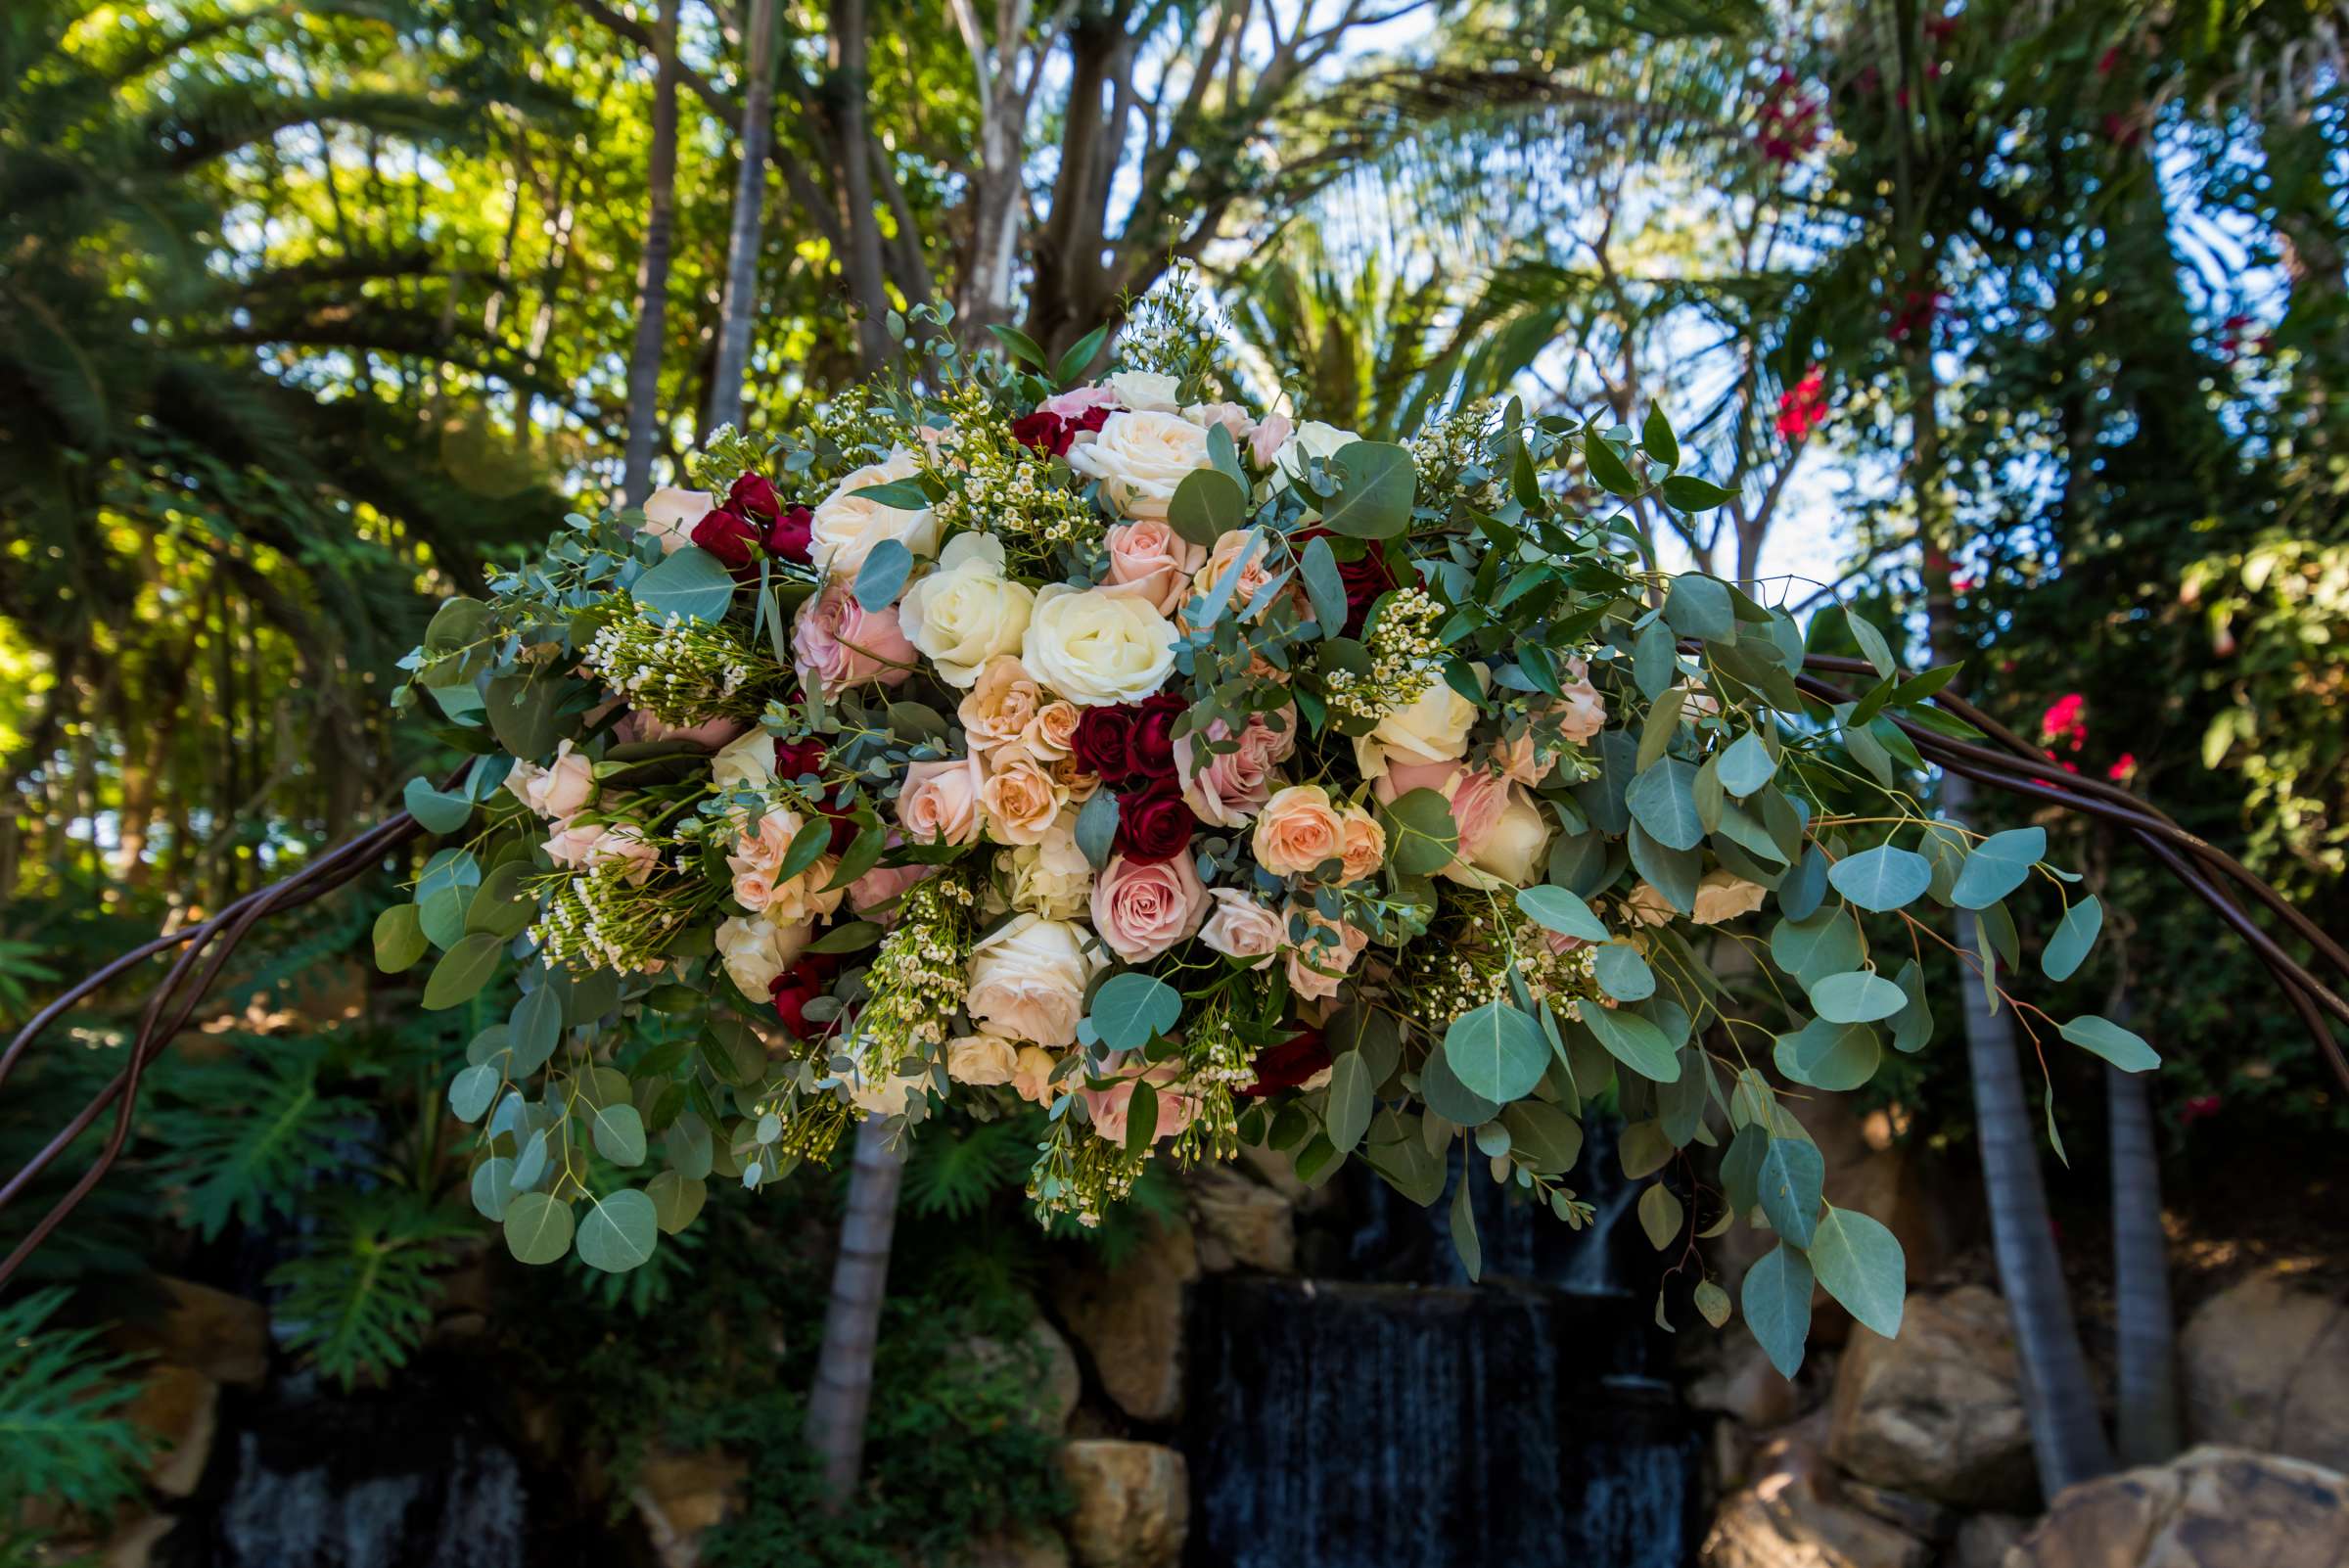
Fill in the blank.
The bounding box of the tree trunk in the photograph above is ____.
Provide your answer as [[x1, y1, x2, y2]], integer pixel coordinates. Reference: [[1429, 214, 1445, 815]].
[[2107, 1030, 2181, 1464], [708, 0, 778, 433], [620, 0, 683, 504], [827, 0, 895, 371], [804, 1116, 907, 1506]]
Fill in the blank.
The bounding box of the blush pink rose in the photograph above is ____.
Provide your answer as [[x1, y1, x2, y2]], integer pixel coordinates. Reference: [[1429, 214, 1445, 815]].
[[1100, 520, 1207, 616], [1283, 907, 1368, 1002], [1555, 657, 1607, 743], [1082, 1054, 1203, 1146], [586, 823, 660, 887], [1249, 413, 1294, 467], [1252, 784, 1348, 877], [898, 756, 985, 847], [848, 856, 933, 923], [793, 580, 916, 697], [1173, 716, 1277, 829], [509, 738, 597, 818], [1089, 853, 1210, 963], [1039, 384, 1122, 420], [1198, 889, 1283, 970], [1372, 759, 1509, 861], [616, 710, 751, 750], [542, 818, 608, 868]]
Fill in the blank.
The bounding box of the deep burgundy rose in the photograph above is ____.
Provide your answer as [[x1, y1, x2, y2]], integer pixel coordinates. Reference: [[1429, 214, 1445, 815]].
[[690, 507, 760, 573], [1297, 526, 1397, 637], [819, 787, 861, 853], [1115, 781, 1194, 864], [764, 503, 815, 565], [1012, 410, 1073, 456], [1073, 705, 1140, 785], [728, 472, 782, 521], [768, 951, 839, 1039], [1128, 692, 1185, 778], [773, 737, 828, 781], [1241, 1029, 1331, 1098]]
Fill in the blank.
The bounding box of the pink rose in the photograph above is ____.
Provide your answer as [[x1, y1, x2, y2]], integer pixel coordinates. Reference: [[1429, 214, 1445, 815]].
[[898, 756, 985, 847], [1283, 906, 1368, 1002], [1492, 730, 1555, 787], [792, 580, 916, 698], [1184, 401, 1258, 444], [617, 710, 751, 750], [957, 655, 1046, 756], [1555, 657, 1607, 743], [1089, 853, 1210, 963], [1249, 413, 1294, 467], [587, 823, 660, 887], [1198, 889, 1282, 970], [508, 738, 596, 818], [966, 913, 1103, 1048], [848, 856, 932, 923], [1039, 384, 1123, 420], [1100, 520, 1206, 616], [1372, 759, 1509, 862], [1173, 715, 1279, 829], [1082, 1054, 1202, 1146], [541, 818, 607, 868]]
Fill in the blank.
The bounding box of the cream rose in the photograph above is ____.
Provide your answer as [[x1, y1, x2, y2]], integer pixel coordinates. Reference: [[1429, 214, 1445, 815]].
[[1021, 584, 1178, 707], [1451, 784, 1553, 889], [966, 913, 1105, 1048], [897, 756, 985, 847], [1253, 784, 1348, 878], [712, 728, 776, 793], [1010, 1044, 1061, 1105], [1066, 411, 1210, 523], [1100, 520, 1206, 616], [1273, 419, 1362, 484], [1622, 881, 1677, 927], [1199, 889, 1283, 970], [946, 1032, 1021, 1086], [1353, 671, 1479, 780], [980, 754, 1066, 847], [1105, 370, 1182, 412], [1089, 853, 1210, 963], [809, 448, 942, 576], [1692, 868, 1769, 926], [898, 532, 1036, 687], [640, 486, 713, 554], [715, 914, 812, 998], [999, 821, 1093, 921]]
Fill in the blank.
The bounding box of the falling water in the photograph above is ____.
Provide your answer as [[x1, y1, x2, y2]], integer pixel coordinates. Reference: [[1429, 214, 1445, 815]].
[[1185, 1122, 1701, 1568]]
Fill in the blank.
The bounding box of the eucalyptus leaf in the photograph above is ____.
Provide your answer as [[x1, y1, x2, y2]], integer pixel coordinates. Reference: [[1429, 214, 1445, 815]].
[[1809, 1204, 1907, 1337], [1742, 1242, 1815, 1379], [502, 1192, 575, 1266], [2059, 1013, 2160, 1072], [575, 1189, 660, 1273], [1442, 1002, 1549, 1104], [2042, 896, 2103, 982], [1952, 826, 2046, 909], [1515, 885, 1609, 944], [1091, 971, 1183, 1052], [633, 545, 736, 623], [1827, 846, 1932, 913]]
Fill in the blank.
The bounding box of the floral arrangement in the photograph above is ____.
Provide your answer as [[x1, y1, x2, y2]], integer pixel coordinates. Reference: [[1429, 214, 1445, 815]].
[[384, 297, 2154, 1375]]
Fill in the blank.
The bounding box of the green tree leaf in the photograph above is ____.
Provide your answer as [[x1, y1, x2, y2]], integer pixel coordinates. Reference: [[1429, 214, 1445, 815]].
[[2059, 1014, 2160, 1072], [1693, 1280, 1732, 1328], [1442, 1002, 1549, 1103], [1756, 1133, 1823, 1247], [1325, 1049, 1375, 1155], [1075, 788, 1120, 869], [1663, 574, 1733, 640], [502, 1192, 574, 1265], [1450, 1169, 1482, 1280], [1659, 475, 1733, 511], [1380, 787, 1461, 875], [1742, 1241, 1815, 1379], [403, 776, 474, 836], [1827, 845, 1932, 912], [1581, 1006, 1681, 1084], [853, 538, 914, 612], [372, 904, 428, 974], [1593, 943, 1657, 1001], [1090, 971, 1182, 1052], [1516, 884, 1610, 943], [422, 933, 502, 1010], [1717, 731, 1777, 796], [1499, 1101, 1583, 1174], [466, 861, 537, 939], [2042, 896, 2103, 982], [1299, 534, 1348, 634], [1809, 971, 1907, 1025], [1637, 1182, 1683, 1249], [447, 1064, 499, 1124], [575, 1189, 659, 1273], [1889, 959, 1934, 1053], [591, 1102, 647, 1167], [1320, 441, 1417, 538], [1168, 467, 1244, 548], [1641, 404, 1681, 469], [1627, 757, 1703, 851], [647, 1171, 707, 1234], [470, 1156, 516, 1222], [632, 545, 736, 623], [1775, 1017, 1882, 1091], [1809, 1205, 1907, 1337], [1952, 826, 2046, 909], [1584, 434, 1642, 497]]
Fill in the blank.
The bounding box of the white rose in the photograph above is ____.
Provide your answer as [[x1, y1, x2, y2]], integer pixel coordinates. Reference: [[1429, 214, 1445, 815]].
[[715, 914, 811, 998], [999, 818, 1094, 921], [810, 448, 942, 576], [965, 913, 1107, 1048], [1451, 784, 1553, 890], [712, 728, 775, 793], [641, 486, 714, 554], [1065, 411, 1210, 523], [897, 532, 1036, 687], [1273, 419, 1362, 485], [843, 1069, 929, 1119], [1021, 583, 1178, 707], [1105, 371, 1182, 413], [946, 1032, 1021, 1086], [1352, 669, 1480, 779]]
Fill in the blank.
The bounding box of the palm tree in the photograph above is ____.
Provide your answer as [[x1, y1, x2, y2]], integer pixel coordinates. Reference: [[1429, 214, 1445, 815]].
[[709, 0, 780, 433], [621, 0, 684, 503]]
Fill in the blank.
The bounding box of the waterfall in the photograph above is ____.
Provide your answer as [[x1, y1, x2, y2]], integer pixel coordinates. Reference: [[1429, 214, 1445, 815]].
[[1184, 1124, 1701, 1568]]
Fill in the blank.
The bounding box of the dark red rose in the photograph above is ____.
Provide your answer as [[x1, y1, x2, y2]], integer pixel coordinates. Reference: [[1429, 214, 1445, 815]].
[[727, 472, 782, 521], [764, 503, 815, 565], [1070, 404, 1113, 437], [773, 737, 828, 781], [1073, 705, 1141, 785], [819, 788, 860, 853], [1241, 1029, 1331, 1098], [690, 507, 760, 572], [1128, 693, 1186, 778], [768, 951, 841, 1039], [1297, 527, 1397, 637], [1115, 781, 1194, 864], [1012, 410, 1073, 456]]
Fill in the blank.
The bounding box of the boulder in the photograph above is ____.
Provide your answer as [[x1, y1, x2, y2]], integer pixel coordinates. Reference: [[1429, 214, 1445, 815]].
[[112, 1276, 269, 1386], [1701, 1415, 1930, 1568], [1052, 1218, 1198, 1422], [1185, 1167, 1295, 1273], [960, 1317, 1083, 1433], [1951, 1514, 2030, 1568], [126, 1362, 219, 1498], [1826, 1285, 2036, 1510], [2004, 1445, 2348, 1568], [1687, 1335, 1804, 1431], [2180, 1271, 2349, 1474], [630, 1448, 748, 1568], [1786, 1098, 1948, 1286], [952, 1530, 1072, 1568], [1059, 1440, 1188, 1568]]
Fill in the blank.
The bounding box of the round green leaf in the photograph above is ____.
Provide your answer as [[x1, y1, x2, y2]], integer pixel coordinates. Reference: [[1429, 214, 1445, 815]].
[[1319, 441, 1417, 539], [467, 860, 537, 938], [1775, 1017, 1883, 1091], [1442, 1002, 1549, 1104], [1581, 1005, 1681, 1084], [1808, 970, 1907, 1025], [502, 1191, 575, 1265], [1380, 788, 1461, 876], [403, 776, 476, 836], [1742, 1241, 1815, 1379], [447, 1063, 500, 1123], [1951, 826, 2046, 909], [1809, 1205, 1907, 1338], [508, 983, 564, 1077], [1626, 758, 1703, 852], [1324, 1049, 1375, 1155], [1717, 731, 1778, 797], [576, 1188, 659, 1273], [633, 545, 737, 623], [1516, 885, 1609, 944], [591, 1102, 647, 1167], [1419, 1039, 1501, 1128], [1499, 1101, 1583, 1174], [1592, 943, 1656, 1002], [1090, 971, 1183, 1052], [470, 1156, 516, 1222], [1168, 467, 1245, 548], [422, 932, 502, 1010], [1755, 1133, 1824, 1248], [647, 1171, 708, 1235], [373, 904, 429, 974], [1827, 846, 1932, 913], [1770, 909, 1861, 988]]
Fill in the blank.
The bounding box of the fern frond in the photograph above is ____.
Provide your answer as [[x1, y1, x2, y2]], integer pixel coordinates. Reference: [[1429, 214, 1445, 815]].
[[266, 1190, 474, 1389], [145, 1037, 367, 1239], [0, 1289, 154, 1519], [901, 1118, 1036, 1221]]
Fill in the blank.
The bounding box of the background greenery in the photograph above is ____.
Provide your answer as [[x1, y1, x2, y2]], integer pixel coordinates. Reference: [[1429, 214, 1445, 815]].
[[2, 0, 2342, 1556]]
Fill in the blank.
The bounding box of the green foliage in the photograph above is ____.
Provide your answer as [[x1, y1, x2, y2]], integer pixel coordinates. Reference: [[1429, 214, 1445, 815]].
[[145, 1037, 367, 1240], [266, 1191, 476, 1390], [0, 1290, 154, 1523]]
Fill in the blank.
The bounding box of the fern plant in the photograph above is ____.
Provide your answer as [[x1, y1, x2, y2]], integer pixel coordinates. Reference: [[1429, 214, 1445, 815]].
[[266, 1189, 478, 1390], [0, 1289, 154, 1532], [145, 1036, 367, 1239]]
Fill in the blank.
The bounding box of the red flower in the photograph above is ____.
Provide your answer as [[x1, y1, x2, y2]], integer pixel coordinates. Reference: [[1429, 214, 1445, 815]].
[[768, 952, 840, 1039], [2039, 693, 2087, 750], [2106, 752, 2139, 784], [2178, 1093, 2222, 1129], [727, 472, 782, 521], [690, 507, 760, 573], [1011, 404, 1112, 457], [1128, 693, 1186, 778], [1073, 705, 1141, 785], [1773, 364, 1829, 440], [765, 503, 815, 565], [774, 737, 828, 781], [1115, 781, 1195, 864], [1241, 1029, 1332, 1098]]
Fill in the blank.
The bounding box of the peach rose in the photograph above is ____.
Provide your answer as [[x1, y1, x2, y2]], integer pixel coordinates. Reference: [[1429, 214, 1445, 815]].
[[957, 656, 1047, 756], [1089, 853, 1210, 963], [1691, 868, 1769, 926], [587, 823, 660, 887], [1101, 520, 1206, 616], [966, 913, 1104, 1048], [1198, 889, 1283, 970], [981, 754, 1066, 847], [1555, 657, 1608, 743], [1010, 1044, 1062, 1105], [1183, 401, 1258, 444], [1492, 730, 1555, 788], [898, 756, 985, 847], [1082, 1054, 1202, 1146], [1193, 530, 1284, 623], [1283, 907, 1368, 1002], [1622, 881, 1677, 927], [946, 1032, 1020, 1086], [1337, 808, 1386, 882], [1023, 700, 1082, 762], [793, 580, 917, 698], [640, 486, 713, 554], [507, 738, 596, 819], [1253, 784, 1348, 877]]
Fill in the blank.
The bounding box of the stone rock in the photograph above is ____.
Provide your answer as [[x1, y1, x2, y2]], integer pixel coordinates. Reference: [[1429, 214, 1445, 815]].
[[1951, 1513, 2030, 1568], [960, 1317, 1082, 1433], [2004, 1445, 2348, 1568], [1701, 1415, 1930, 1568], [127, 1362, 219, 1498], [112, 1276, 269, 1386], [1826, 1284, 2035, 1510], [1785, 1097, 1948, 1286], [1688, 1335, 1803, 1431], [1184, 1167, 1295, 1273], [98, 1515, 177, 1568], [952, 1529, 1072, 1568], [2180, 1271, 2349, 1474], [1052, 1218, 1199, 1422], [1060, 1440, 1188, 1568], [630, 1448, 748, 1568]]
